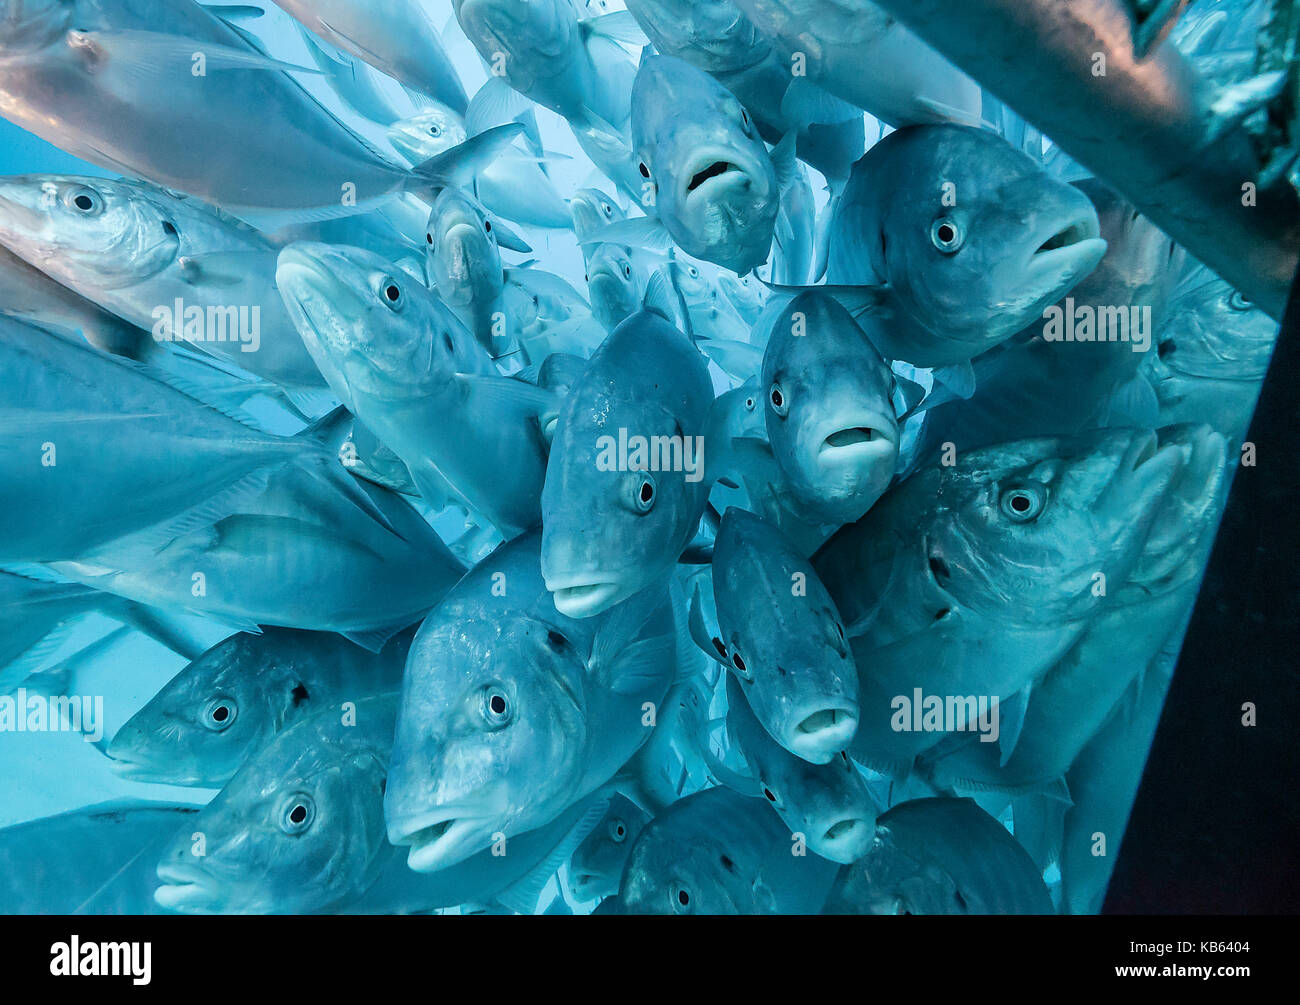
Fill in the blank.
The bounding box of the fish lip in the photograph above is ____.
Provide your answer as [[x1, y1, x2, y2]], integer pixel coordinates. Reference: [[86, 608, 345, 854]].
[[787, 705, 859, 762], [813, 411, 899, 466], [398, 815, 492, 872], [154, 862, 221, 911], [679, 148, 761, 207], [545, 576, 624, 618], [817, 818, 875, 864], [1101, 430, 1188, 516], [1024, 208, 1107, 281]]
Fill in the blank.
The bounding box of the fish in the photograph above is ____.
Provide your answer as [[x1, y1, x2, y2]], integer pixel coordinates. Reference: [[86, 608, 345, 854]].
[[697, 507, 859, 763], [585, 242, 645, 331], [48, 438, 467, 647], [724, 674, 877, 863], [817, 124, 1107, 370], [387, 108, 573, 230], [0, 175, 328, 390], [105, 626, 415, 787], [1144, 270, 1279, 445], [811, 428, 1194, 775], [0, 317, 310, 564], [629, 55, 786, 274], [268, 0, 468, 112], [0, 244, 150, 359], [541, 308, 713, 618], [568, 794, 652, 901], [0, 0, 476, 213], [569, 187, 626, 248], [276, 241, 553, 536], [385, 531, 679, 872], [821, 797, 1054, 914], [618, 785, 840, 913], [759, 290, 899, 525], [0, 802, 199, 914], [154, 694, 609, 914]]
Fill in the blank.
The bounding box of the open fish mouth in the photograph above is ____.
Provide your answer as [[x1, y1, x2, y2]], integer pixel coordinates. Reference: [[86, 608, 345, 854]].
[[788, 705, 859, 762], [1025, 209, 1107, 279], [547, 577, 623, 618], [397, 815, 490, 872], [815, 412, 899, 467], [818, 817, 875, 862], [681, 150, 757, 205]]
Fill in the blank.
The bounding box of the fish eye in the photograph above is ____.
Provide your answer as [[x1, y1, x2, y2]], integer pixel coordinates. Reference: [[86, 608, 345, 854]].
[[601, 201, 613, 217], [639, 162, 651, 179], [688, 266, 699, 278], [1228, 290, 1251, 311], [762, 785, 779, 806], [65, 186, 103, 216], [740, 107, 751, 133], [730, 646, 752, 680], [608, 819, 628, 843], [999, 484, 1046, 522], [930, 216, 964, 254], [768, 383, 788, 417], [671, 885, 693, 914], [428, 124, 442, 136], [744, 396, 755, 410], [378, 276, 405, 310], [278, 793, 315, 835], [426, 232, 433, 245], [480, 684, 512, 727], [632, 474, 657, 513], [622, 263, 631, 279], [484, 219, 493, 234], [202, 697, 237, 732]]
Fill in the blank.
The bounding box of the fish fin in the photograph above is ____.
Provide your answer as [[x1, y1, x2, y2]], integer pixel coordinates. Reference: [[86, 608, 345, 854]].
[[466, 77, 533, 136], [340, 624, 405, 654], [701, 735, 762, 796], [294, 403, 354, 454], [1105, 375, 1160, 428], [687, 585, 729, 666], [174, 250, 268, 288], [455, 373, 559, 419], [127, 466, 274, 554], [504, 268, 591, 309], [115, 603, 209, 661], [580, 11, 649, 44], [490, 218, 532, 253], [589, 590, 672, 693], [399, 83, 439, 114], [641, 267, 674, 322], [2, 623, 81, 693], [406, 123, 526, 196], [759, 280, 889, 318], [77, 29, 323, 78], [893, 375, 929, 420], [281, 386, 341, 420], [997, 684, 1032, 768], [581, 217, 674, 254], [931, 361, 976, 400], [201, 4, 266, 20], [780, 78, 862, 126], [0, 563, 76, 585], [492, 796, 610, 915], [604, 635, 675, 695], [770, 132, 799, 197]]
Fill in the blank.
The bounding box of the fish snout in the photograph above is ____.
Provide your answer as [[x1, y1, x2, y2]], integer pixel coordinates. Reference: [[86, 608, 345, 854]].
[[812, 814, 877, 865], [784, 702, 860, 764]]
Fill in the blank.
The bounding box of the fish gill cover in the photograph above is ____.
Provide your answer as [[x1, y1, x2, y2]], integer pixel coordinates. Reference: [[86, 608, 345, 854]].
[[0, 0, 1289, 917]]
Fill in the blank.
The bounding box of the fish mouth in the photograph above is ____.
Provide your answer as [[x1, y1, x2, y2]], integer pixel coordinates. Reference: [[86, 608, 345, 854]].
[[815, 412, 898, 467], [1099, 429, 1189, 518], [817, 817, 875, 864], [568, 872, 609, 901], [788, 705, 859, 762], [154, 862, 221, 912], [1024, 210, 1107, 283], [680, 149, 759, 206], [546, 577, 624, 618], [393, 813, 490, 872]]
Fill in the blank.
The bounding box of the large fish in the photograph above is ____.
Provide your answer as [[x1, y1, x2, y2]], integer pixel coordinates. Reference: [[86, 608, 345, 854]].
[[276, 241, 553, 536], [0, 0, 467, 212], [619, 785, 840, 913], [0, 802, 199, 914], [268, 0, 468, 112], [697, 508, 859, 763], [821, 797, 1053, 914], [385, 531, 678, 872], [1144, 270, 1279, 445], [568, 794, 651, 901], [0, 175, 327, 390], [0, 318, 308, 564], [630, 55, 786, 274], [106, 626, 414, 787], [812, 428, 1193, 775], [819, 124, 1107, 370], [759, 290, 899, 525], [49, 445, 467, 646], [724, 675, 877, 863], [154, 695, 609, 914], [541, 308, 713, 618]]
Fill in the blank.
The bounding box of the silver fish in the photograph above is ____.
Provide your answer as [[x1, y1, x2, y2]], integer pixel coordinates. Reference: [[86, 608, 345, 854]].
[[568, 794, 651, 901]]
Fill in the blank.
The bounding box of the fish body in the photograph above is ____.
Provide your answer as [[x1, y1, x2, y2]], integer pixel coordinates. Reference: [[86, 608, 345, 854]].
[[568, 794, 651, 901], [541, 309, 713, 618], [822, 797, 1053, 914]]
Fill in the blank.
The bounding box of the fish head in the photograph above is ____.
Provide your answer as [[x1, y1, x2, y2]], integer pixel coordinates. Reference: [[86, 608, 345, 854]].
[[0, 0, 68, 53], [586, 243, 640, 330], [922, 428, 1193, 626], [425, 187, 502, 307], [762, 291, 899, 524], [0, 175, 181, 288], [631, 55, 778, 274], [541, 313, 713, 618], [154, 702, 394, 914], [385, 608, 591, 871], [105, 631, 307, 788], [569, 187, 623, 243], [568, 794, 651, 901], [386, 106, 469, 164], [712, 508, 859, 763], [871, 126, 1106, 358], [727, 677, 876, 864], [454, 0, 574, 78], [627, 0, 769, 74], [277, 241, 477, 404], [716, 268, 765, 319]]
